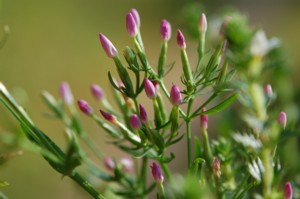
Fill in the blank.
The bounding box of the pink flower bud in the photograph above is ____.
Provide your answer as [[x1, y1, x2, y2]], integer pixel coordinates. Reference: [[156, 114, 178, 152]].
[[59, 82, 74, 105], [277, 111, 287, 129], [199, 13, 207, 33], [129, 114, 142, 130], [99, 33, 118, 58], [91, 84, 104, 101], [170, 84, 182, 106], [144, 78, 157, 99], [151, 162, 164, 184], [100, 110, 117, 123], [120, 157, 133, 172], [264, 84, 273, 98], [104, 157, 115, 171], [176, 29, 186, 49], [130, 8, 140, 28], [161, 19, 171, 41], [139, 104, 148, 123], [126, 12, 138, 37], [77, 100, 93, 115], [212, 157, 221, 177], [284, 182, 293, 199], [200, 108, 208, 129]]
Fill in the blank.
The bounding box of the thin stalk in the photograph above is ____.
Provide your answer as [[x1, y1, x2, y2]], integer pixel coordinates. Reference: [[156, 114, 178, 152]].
[[202, 128, 213, 164], [186, 98, 194, 168], [262, 147, 273, 199], [70, 171, 105, 199], [191, 93, 217, 118], [159, 157, 171, 180]]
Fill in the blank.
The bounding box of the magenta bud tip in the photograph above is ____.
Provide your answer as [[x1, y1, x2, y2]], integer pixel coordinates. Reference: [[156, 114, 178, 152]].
[[170, 84, 182, 106], [176, 29, 186, 49], [99, 33, 118, 58], [129, 114, 142, 130], [161, 19, 171, 41], [77, 99, 93, 115], [144, 78, 157, 99]]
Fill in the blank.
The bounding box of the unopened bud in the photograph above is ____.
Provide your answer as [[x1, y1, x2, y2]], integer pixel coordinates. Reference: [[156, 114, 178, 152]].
[[151, 162, 164, 184], [130, 8, 140, 28], [139, 104, 148, 123], [177, 29, 186, 49], [170, 84, 182, 106], [277, 111, 287, 129], [144, 78, 157, 99], [161, 19, 171, 41], [200, 108, 208, 129], [264, 84, 273, 98], [91, 84, 104, 101], [100, 110, 117, 123], [77, 100, 93, 115], [59, 82, 74, 105], [129, 114, 142, 130], [99, 33, 118, 58], [212, 157, 221, 177], [284, 182, 293, 199], [199, 13, 207, 33], [126, 12, 138, 37]]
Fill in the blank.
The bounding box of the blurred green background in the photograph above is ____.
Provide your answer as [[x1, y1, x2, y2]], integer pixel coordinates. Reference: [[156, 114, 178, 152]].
[[0, 0, 299, 198]]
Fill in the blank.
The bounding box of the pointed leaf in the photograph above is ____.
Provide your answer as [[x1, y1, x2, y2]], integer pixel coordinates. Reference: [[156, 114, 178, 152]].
[[202, 93, 238, 115]]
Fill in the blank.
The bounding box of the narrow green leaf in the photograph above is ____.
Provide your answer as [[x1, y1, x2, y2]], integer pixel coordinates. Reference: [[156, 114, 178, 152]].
[[202, 93, 238, 115]]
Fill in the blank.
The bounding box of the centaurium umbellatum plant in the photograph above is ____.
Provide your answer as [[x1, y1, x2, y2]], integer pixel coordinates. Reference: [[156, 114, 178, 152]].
[[0, 8, 295, 199]]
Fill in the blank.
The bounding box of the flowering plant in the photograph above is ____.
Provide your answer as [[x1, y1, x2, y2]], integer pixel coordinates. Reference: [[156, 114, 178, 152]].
[[0, 7, 295, 199]]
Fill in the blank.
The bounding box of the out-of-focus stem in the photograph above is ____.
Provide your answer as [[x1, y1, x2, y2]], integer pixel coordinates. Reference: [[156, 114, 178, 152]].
[[262, 147, 273, 199]]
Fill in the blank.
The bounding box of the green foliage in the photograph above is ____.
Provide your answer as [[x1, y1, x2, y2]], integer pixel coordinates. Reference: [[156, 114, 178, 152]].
[[0, 5, 297, 199]]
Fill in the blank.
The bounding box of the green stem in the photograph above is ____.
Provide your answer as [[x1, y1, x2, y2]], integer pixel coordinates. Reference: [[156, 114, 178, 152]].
[[202, 128, 213, 164], [70, 171, 105, 199], [186, 120, 192, 168], [186, 98, 194, 168], [262, 147, 273, 199], [157, 183, 166, 199], [196, 31, 206, 75], [159, 158, 171, 180]]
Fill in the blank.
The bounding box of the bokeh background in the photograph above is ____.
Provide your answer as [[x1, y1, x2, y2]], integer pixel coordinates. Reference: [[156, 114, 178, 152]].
[[0, 0, 300, 198]]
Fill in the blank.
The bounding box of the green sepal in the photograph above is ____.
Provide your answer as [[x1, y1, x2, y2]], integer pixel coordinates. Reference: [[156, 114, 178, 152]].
[[149, 129, 165, 154], [113, 56, 134, 97], [191, 157, 206, 176], [170, 106, 179, 137], [158, 41, 168, 78], [153, 99, 163, 128], [63, 129, 81, 175], [156, 93, 167, 124], [41, 91, 64, 119]]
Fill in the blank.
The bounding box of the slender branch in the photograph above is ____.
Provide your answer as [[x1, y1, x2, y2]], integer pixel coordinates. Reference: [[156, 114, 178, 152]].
[[70, 171, 105, 199]]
